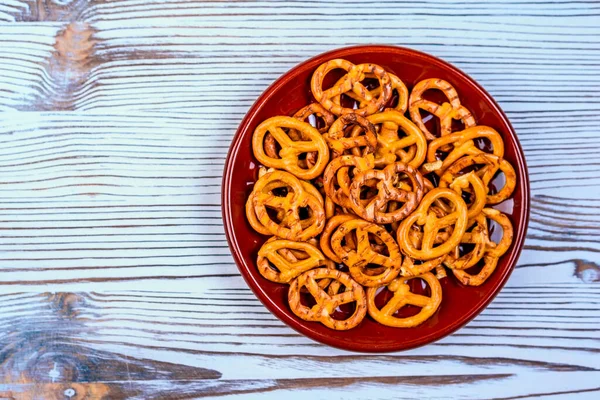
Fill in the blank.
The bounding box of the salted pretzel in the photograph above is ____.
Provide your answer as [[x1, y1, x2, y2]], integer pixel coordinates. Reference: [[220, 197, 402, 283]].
[[366, 272, 442, 328], [397, 188, 468, 260], [253, 116, 330, 180], [288, 268, 367, 330], [442, 153, 516, 205], [452, 208, 514, 286], [409, 78, 476, 141], [348, 162, 425, 224], [439, 171, 487, 219], [426, 126, 505, 175], [322, 154, 375, 209], [251, 170, 325, 241], [367, 110, 427, 168], [257, 239, 332, 283], [330, 219, 402, 287], [311, 60, 392, 116], [324, 113, 378, 158]]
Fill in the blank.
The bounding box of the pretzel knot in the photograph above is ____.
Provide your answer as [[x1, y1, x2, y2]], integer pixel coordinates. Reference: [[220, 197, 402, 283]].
[[368, 110, 427, 169], [330, 219, 402, 287], [311, 59, 392, 117], [252, 116, 330, 180], [397, 188, 468, 260], [349, 162, 425, 224], [323, 154, 375, 209], [442, 153, 516, 205], [288, 268, 367, 330], [366, 272, 442, 328], [427, 126, 505, 175], [332, 72, 409, 114], [409, 78, 476, 141], [257, 239, 333, 283], [264, 104, 336, 170], [325, 113, 378, 158], [250, 170, 325, 241], [452, 208, 513, 286]]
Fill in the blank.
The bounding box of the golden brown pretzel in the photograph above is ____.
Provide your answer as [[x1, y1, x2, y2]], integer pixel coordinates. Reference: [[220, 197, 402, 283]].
[[288, 268, 367, 330], [246, 178, 323, 235], [325, 113, 378, 158], [332, 72, 409, 114], [439, 171, 487, 219], [264, 103, 336, 168], [252, 116, 330, 180], [348, 162, 425, 224], [409, 78, 476, 141], [426, 126, 505, 175], [368, 110, 427, 168], [442, 153, 516, 205], [366, 272, 442, 327], [319, 214, 357, 263], [311, 60, 392, 116], [443, 212, 488, 271], [397, 188, 468, 260], [251, 170, 325, 241], [322, 154, 375, 208], [330, 219, 402, 287], [452, 208, 514, 286], [257, 239, 331, 283]]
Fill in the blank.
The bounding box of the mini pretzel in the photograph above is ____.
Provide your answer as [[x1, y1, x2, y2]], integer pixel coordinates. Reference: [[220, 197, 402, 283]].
[[439, 171, 487, 219], [246, 178, 324, 235], [333, 72, 409, 114], [319, 214, 356, 263], [368, 110, 427, 168], [251, 171, 325, 241], [366, 272, 442, 328], [253, 116, 330, 180], [265, 104, 336, 169], [323, 154, 375, 208], [427, 126, 505, 175], [325, 113, 378, 157], [409, 78, 476, 141], [443, 212, 488, 271], [257, 239, 331, 283], [452, 208, 514, 286], [442, 153, 516, 205], [331, 219, 402, 287], [349, 162, 425, 224], [288, 268, 367, 330], [311, 60, 392, 116], [397, 188, 468, 260]]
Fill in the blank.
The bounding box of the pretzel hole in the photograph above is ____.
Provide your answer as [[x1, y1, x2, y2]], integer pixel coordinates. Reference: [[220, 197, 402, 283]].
[[463, 258, 486, 276], [488, 218, 504, 245], [263, 135, 282, 159], [298, 206, 311, 221], [434, 149, 449, 162], [458, 243, 477, 257], [386, 88, 401, 109], [299, 288, 317, 308], [271, 187, 288, 197], [425, 172, 440, 188], [363, 263, 387, 276], [474, 137, 493, 153], [419, 109, 440, 138], [331, 301, 357, 321], [451, 118, 466, 133], [488, 169, 506, 196], [266, 207, 283, 222]]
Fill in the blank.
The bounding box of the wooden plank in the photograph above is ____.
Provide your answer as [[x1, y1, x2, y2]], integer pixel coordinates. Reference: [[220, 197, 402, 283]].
[[0, 0, 599, 398], [0, 291, 598, 399]]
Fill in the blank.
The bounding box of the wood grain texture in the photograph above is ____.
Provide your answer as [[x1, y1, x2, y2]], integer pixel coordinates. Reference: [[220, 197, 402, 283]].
[[0, 0, 599, 399]]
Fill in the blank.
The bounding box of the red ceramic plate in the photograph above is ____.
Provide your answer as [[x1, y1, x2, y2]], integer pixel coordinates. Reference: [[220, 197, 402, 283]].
[[222, 45, 530, 352]]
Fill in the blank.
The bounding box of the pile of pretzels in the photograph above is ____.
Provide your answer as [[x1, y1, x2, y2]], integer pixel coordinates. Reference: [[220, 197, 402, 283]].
[[246, 59, 516, 331]]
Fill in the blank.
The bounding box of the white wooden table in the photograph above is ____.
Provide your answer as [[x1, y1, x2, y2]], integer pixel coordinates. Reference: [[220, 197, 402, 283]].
[[0, 1, 599, 399]]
